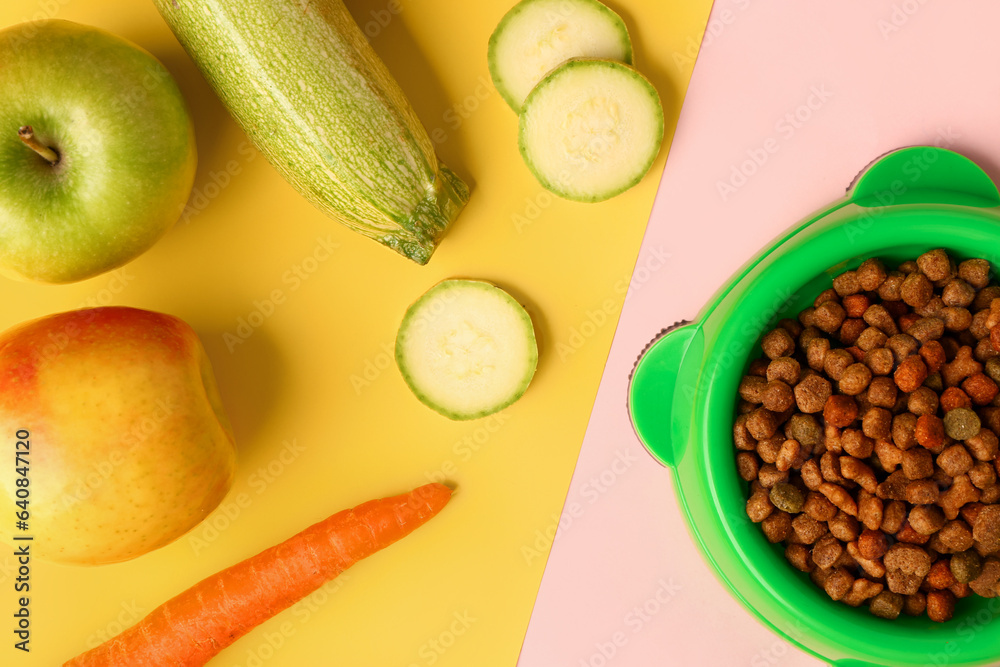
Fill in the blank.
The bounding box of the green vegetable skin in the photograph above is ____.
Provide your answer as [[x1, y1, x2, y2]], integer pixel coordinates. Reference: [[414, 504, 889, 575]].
[[396, 280, 538, 420], [153, 0, 469, 264]]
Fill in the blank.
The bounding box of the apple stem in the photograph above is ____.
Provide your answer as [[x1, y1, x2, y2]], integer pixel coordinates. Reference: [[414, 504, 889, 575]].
[[18, 126, 60, 165]]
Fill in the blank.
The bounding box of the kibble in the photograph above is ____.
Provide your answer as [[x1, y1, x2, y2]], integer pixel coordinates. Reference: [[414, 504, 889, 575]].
[[736, 252, 1000, 622], [944, 408, 982, 441]]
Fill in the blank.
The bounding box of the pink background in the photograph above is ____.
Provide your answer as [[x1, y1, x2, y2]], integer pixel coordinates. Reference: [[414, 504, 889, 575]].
[[519, 1, 1000, 665]]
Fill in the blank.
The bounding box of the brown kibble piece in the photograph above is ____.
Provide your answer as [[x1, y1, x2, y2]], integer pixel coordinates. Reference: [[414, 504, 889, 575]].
[[875, 439, 904, 473], [908, 504, 946, 535], [814, 301, 847, 334], [969, 461, 996, 490], [762, 380, 795, 412], [800, 459, 823, 490], [906, 479, 940, 505], [942, 346, 982, 388], [839, 320, 866, 346], [917, 249, 953, 282], [941, 307, 973, 332], [819, 482, 858, 517], [794, 375, 832, 413], [823, 567, 855, 601], [857, 529, 889, 560], [902, 447, 934, 480], [963, 373, 999, 405], [940, 387, 973, 412], [811, 534, 844, 569], [907, 387, 939, 416], [896, 520, 931, 545], [878, 272, 905, 301], [840, 456, 877, 494], [903, 593, 927, 617], [758, 464, 789, 489], [823, 395, 858, 428], [907, 317, 945, 343], [969, 558, 1000, 598], [733, 415, 757, 451], [867, 377, 898, 407], [828, 510, 861, 542], [939, 475, 982, 520], [856, 327, 888, 353], [833, 271, 862, 297], [806, 338, 830, 372], [767, 357, 801, 385], [757, 436, 784, 464], [877, 470, 910, 501], [791, 513, 828, 545], [892, 413, 918, 450], [965, 429, 999, 462], [858, 492, 884, 531], [843, 294, 871, 318], [785, 543, 814, 572], [869, 591, 904, 619], [762, 511, 793, 543], [736, 452, 760, 481], [821, 451, 846, 484], [914, 414, 945, 451], [863, 348, 895, 377], [841, 578, 884, 607], [746, 489, 774, 523], [746, 408, 782, 440], [973, 505, 1000, 553], [884, 543, 932, 594], [959, 259, 991, 289], [881, 500, 907, 534], [857, 258, 888, 291], [842, 429, 875, 459], [926, 560, 959, 589], [937, 445, 974, 477], [901, 272, 934, 308], [803, 492, 838, 523], [761, 327, 796, 360], [861, 407, 892, 440], [974, 286, 1000, 311], [926, 590, 956, 623], [895, 356, 929, 393], [774, 439, 802, 472], [823, 349, 854, 381], [919, 340, 947, 374], [839, 363, 873, 396], [943, 279, 977, 308]]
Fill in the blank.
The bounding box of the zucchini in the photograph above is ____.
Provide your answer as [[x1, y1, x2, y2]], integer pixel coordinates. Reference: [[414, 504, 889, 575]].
[[396, 280, 538, 420], [518, 58, 663, 202], [153, 0, 469, 265], [488, 0, 633, 112]]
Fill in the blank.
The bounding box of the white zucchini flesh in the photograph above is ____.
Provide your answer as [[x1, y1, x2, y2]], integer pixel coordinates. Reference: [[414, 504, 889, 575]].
[[488, 0, 632, 112], [518, 59, 663, 202], [396, 280, 538, 420]]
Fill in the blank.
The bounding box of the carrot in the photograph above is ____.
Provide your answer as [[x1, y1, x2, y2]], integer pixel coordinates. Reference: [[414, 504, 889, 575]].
[[64, 483, 452, 667]]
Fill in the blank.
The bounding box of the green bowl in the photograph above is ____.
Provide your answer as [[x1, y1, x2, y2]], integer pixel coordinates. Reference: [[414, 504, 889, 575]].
[[629, 147, 1000, 667]]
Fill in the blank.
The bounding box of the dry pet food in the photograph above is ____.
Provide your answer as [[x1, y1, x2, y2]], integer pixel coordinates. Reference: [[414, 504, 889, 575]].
[[736, 251, 1000, 622]]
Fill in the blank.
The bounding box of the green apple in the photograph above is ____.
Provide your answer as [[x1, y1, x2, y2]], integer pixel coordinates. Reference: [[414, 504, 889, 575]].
[[0, 20, 196, 284], [0, 307, 236, 565]]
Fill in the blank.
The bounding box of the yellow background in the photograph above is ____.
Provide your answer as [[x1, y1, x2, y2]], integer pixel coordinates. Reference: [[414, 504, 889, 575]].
[[0, 0, 711, 664]]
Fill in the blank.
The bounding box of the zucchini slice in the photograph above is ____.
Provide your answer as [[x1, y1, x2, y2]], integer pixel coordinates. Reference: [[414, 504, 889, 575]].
[[396, 280, 538, 420], [488, 0, 633, 112], [518, 58, 663, 202]]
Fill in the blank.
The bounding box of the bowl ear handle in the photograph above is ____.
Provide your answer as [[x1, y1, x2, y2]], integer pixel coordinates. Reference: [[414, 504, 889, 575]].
[[628, 322, 698, 468], [848, 146, 1000, 208]]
